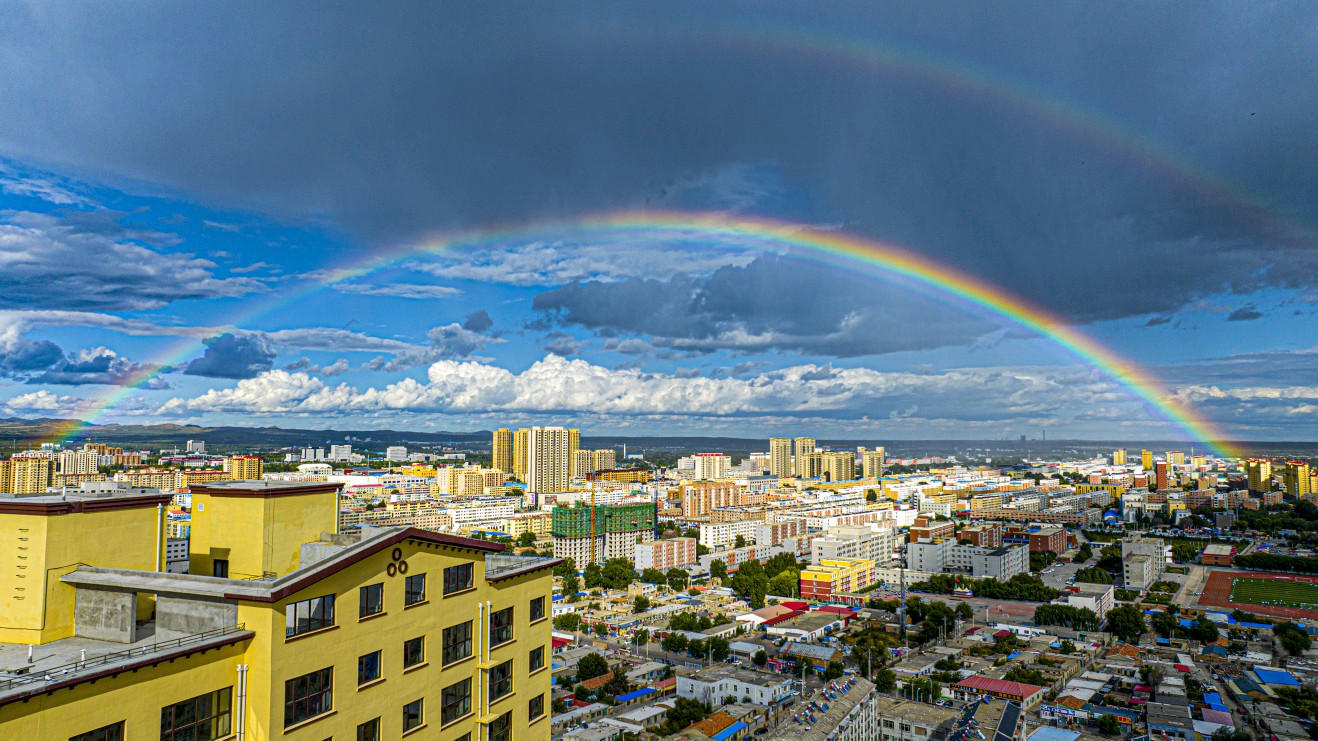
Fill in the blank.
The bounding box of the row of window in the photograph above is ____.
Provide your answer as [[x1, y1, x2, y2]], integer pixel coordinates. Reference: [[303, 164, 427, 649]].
[[287, 571, 546, 639], [356, 636, 545, 689], [72, 675, 546, 740]]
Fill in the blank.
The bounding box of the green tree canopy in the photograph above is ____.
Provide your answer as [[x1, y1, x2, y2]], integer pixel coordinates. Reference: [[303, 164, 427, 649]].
[[1106, 605, 1147, 644], [577, 652, 609, 681]]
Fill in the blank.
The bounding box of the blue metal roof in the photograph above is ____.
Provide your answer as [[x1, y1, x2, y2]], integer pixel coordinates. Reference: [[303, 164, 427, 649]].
[[1254, 668, 1300, 687], [615, 687, 657, 703], [713, 721, 749, 741], [1028, 728, 1081, 741]]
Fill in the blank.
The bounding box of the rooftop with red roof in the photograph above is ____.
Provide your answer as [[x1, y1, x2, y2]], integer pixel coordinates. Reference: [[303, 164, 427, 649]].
[[954, 674, 1046, 699]]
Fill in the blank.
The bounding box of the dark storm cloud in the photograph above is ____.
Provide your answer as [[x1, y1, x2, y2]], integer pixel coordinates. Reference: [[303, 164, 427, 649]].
[[183, 333, 277, 379], [462, 310, 494, 332], [26, 347, 166, 387], [0, 3, 1314, 323], [532, 255, 993, 357], [1226, 306, 1264, 322]]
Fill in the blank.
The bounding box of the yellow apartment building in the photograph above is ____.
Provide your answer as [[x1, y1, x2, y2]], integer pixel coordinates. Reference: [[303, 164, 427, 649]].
[[225, 455, 265, 481], [0, 480, 557, 741]]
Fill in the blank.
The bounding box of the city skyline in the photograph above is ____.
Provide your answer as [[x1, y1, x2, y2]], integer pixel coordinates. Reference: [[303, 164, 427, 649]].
[[0, 4, 1314, 444]]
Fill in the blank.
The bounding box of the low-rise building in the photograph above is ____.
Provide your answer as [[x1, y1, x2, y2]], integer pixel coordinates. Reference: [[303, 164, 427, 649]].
[[1200, 544, 1237, 566], [799, 558, 875, 601], [1064, 582, 1115, 619], [952, 675, 1047, 710], [677, 665, 792, 706]]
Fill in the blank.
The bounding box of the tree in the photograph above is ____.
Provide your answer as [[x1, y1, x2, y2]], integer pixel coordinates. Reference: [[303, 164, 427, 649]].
[[710, 636, 731, 661], [554, 613, 582, 632], [734, 534, 747, 549], [956, 602, 974, 620], [1074, 566, 1114, 585], [867, 490, 878, 502], [1107, 605, 1147, 644], [633, 596, 651, 613], [682, 528, 699, 539], [583, 562, 603, 589], [1150, 611, 1179, 638], [577, 652, 609, 681], [1059, 639, 1076, 654], [731, 559, 769, 608], [822, 660, 845, 681], [553, 557, 578, 578], [516, 531, 538, 548], [752, 650, 767, 667], [659, 698, 713, 736], [634, 628, 650, 645], [710, 560, 728, 580], [640, 568, 667, 585], [763, 552, 801, 578], [1192, 615, 1220, 644], [594, 622, 610, 637], [874, 668, 897, 692], [768, 570, 799, 598], [1139, 665, 1165, 696], [696, 544, 710, 557], [666, 568, 690, 592], [662, 633, 688, 653], [561, 574, 581, 598], [688, 639, 708, 659], [601, 558, 636, 590], [1275, 622, 1312, 655], [1096, 713, 1120, 736]]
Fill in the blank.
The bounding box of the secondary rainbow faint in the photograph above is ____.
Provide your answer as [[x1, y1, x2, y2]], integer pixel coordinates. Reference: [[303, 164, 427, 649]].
[[54, 210, 1239, 457]]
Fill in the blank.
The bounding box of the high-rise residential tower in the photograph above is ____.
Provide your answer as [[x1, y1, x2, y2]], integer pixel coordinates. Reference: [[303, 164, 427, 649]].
[[491, 427, 514, 473], [769, 437, 792, 478], [793, 437, 816, 477]]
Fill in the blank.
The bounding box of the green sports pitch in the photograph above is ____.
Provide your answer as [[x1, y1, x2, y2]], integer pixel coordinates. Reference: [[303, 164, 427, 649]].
[[1229, 577, 1318, 610]]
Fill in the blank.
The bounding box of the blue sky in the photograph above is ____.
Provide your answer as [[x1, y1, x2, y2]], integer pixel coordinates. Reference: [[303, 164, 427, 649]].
[[0, 3, 1314, 441]]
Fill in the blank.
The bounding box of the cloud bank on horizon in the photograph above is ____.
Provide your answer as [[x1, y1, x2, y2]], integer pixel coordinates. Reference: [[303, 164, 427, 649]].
[[0, 2, 1314, 440]]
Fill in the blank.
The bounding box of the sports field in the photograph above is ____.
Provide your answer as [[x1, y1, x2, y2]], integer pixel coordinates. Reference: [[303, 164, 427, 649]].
[[1229, 577, 1318, 610], [1198, 571, 1318, 620]]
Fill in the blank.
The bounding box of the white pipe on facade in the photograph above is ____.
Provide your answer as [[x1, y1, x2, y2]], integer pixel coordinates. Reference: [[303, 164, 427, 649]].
[[236, 663, 249, 741], [155, 503, 164, 572]]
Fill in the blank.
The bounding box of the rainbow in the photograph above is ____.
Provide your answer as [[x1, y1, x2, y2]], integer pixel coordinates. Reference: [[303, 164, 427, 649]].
[[574, 22, 1315, 247], [54, 210, 1238, 457]]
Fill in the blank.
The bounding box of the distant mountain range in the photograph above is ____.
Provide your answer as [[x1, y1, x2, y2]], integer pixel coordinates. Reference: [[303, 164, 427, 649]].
[[0, 417, 1313, 459]]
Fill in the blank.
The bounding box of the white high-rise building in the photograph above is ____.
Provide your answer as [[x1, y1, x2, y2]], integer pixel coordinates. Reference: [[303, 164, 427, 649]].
[[386, 446, 408, 461], [692, 453, 731, 481], [186, 440, 206, 454], [526, 427, 571, 493], [329, 444, 353, 462]]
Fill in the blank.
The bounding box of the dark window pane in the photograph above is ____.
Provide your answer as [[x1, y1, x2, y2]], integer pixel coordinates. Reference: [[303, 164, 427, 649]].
[[529, 596, 545, 621], [490, 711, 513, 741], [404, 636, 425, 668], [284, 667, 334, 728], [529, 645, 545, 672], [357, 718, 381, 741], [441, 678, 472, 724], [443, 621, 473, 665], [490, 607, 514, 647], [160, 688, 232, 741], [489, 660, 513, 702], [359, 583, 383, 617], [405, 574, 426, 605], [443, 563, 473, 595], [403, 699, 424, 731], [286, 594, 335, 637], [358, 650, 382, 685]]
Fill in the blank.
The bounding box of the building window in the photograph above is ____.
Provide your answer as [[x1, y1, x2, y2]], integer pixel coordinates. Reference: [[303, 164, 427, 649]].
[[359, 583, 383, 618], [404, 574, 426, 605], [443, 563, 473, 595], [529, 645, 545, 672], [490, 711, 512, 741], [403, 636, 426, 668], [284, 667, 333, 728], [285, 594, 335, 637], [443, 620, 473, 665], [489, 607, 514, 647], [529, 596, 545, 622], [69, 721, 124, 741], [161, 687, 231, 741], [488, 660, 513, 702], [212, 559, 228, 578], [357, 718, 381, 741], [441, 678, 472, 724], [453, 735, 471, 741], [529, 693, 545, 721], [402, 698, 424, 733], [358, 650, 382, 686]]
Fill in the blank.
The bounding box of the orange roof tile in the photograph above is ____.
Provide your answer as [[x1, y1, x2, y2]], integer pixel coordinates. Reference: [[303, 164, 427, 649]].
[[688, 712, 737, 737]]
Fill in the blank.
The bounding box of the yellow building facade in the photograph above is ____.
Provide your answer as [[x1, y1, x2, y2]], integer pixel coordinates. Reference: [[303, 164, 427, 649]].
[[0, 481, 557, 741]]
